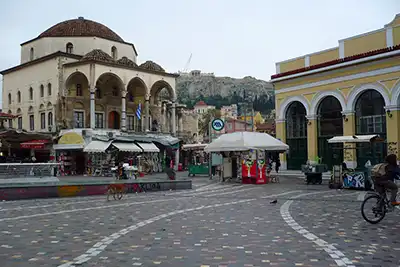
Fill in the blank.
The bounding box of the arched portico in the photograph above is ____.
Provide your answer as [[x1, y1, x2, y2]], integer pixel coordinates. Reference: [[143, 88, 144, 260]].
[[310, 90, 346, 116], [285, 101, 308, 170], [94, 72, 125, 130], [278, 95, 310, 120], [316, 96, 344, 169], [149, 80, 176, 134], [126, 77, 148, 131], [355, 89, 387, 166], [347, 83, 390, 111], [65, 72, 90, 128]]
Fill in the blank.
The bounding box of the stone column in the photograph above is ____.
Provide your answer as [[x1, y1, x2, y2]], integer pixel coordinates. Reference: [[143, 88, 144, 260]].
[[171, 101, 176, 136], [121, 90, 127, 131], [90, 88, 95, 129], [275, 118, 287, 170], [161, 101, 166, 132], [342, 111, 357, 169], [306, 115, 318, 164], [145, 93, 150, 132]]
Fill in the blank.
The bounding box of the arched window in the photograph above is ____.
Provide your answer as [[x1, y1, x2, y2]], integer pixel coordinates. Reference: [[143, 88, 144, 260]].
[[40, 84, 44, 97], [17, 91, 21, 103], [30, 47, 34, 61], [111, 46, 118, 60], [8, 93, 11, 105], [48, 112, 53, 127], [47, 83, 52, 96], [29, 87, 33, 100], [7, 110, 13, 128], [66, 43, 73, 54]]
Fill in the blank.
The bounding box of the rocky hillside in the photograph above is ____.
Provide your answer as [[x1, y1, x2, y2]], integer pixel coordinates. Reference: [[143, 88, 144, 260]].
[[176, 71, 273, 98], [175, 71, 274, 114]]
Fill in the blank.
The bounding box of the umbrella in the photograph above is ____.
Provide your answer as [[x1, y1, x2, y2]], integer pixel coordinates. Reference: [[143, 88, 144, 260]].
[[204, 131, 289, 153]]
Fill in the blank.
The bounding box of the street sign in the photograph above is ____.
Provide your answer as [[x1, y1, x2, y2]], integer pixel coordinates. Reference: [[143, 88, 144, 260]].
[[211, 118, 225, 131]]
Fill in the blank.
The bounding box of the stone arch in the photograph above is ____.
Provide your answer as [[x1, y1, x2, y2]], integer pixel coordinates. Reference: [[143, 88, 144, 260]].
[[65, 71, 89, 97], [126, 77, 147, 104], [16, 108, 22, 114], [278, 95, 310, 120], [47, 102, 52, 109], [389, 80, 400, 107], [95, 72, 125, 97], [149, 80, 175, 106], [39, 104, 45, 111], [28, 106, 34, 113], [347, 83, 390, 111], [310, 90, 346, 116]]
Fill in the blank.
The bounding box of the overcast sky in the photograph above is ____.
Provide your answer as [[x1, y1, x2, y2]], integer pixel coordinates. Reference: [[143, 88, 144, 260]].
[[0, 0, 399, 108]]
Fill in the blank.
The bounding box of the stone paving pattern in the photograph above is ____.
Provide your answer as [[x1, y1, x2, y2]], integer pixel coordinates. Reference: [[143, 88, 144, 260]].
[[0, 177, 399, 266]]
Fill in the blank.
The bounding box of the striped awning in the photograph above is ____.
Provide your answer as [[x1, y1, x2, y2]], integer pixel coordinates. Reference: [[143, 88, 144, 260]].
[[136, 142, 160, 153], [112, 142, 142, 152], [84, 140, 112, 153]]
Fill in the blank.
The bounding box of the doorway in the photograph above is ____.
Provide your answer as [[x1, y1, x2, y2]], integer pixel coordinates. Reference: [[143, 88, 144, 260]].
[[108, 111, 121, 129]]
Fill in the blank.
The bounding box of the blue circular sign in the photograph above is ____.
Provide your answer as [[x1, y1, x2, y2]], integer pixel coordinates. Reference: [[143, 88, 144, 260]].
[[212, 118, 225, 131]]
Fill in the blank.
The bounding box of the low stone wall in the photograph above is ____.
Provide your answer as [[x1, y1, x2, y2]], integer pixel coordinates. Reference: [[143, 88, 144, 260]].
[[0, 180, 192, 201]]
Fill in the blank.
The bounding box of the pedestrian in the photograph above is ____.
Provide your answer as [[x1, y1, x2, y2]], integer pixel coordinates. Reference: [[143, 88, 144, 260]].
[[165, 148, 175, 180]]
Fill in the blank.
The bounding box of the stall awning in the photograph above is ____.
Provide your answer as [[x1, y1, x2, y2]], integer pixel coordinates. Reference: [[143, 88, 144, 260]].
[[84, 140, 112, 153], [21, 139, 50, 149], [53, 144, 84, 150], [328, 135, 380, 144], [182, 143, 207, 150], [112, 142, 142, 152], [136, 142, 160, 153]]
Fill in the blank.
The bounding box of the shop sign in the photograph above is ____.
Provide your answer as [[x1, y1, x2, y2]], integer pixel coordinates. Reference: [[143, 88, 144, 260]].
[[20, 139, 49, 149], [211, 118, 225, 131]]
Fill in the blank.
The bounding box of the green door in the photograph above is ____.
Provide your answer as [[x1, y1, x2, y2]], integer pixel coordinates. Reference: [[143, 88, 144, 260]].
[[286, 138, 308, 170], [318, 137, 343, 170]]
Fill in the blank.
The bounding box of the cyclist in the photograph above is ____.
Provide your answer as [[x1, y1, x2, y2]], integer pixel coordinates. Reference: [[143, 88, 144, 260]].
[[373, 154, 400, 206]]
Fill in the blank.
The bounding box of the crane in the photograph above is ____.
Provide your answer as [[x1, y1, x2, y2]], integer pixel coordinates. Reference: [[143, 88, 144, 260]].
[[182, 53, 192, 73]]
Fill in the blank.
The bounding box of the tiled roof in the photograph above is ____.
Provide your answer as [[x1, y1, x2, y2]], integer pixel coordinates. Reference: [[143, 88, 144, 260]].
[[117, 56, 138, 67], [81, 49, 115, 63], [195, 101, 207, 106], [271, 44, 400, 80], [139, 60, 165, 72], [39, 17, 124, 43]]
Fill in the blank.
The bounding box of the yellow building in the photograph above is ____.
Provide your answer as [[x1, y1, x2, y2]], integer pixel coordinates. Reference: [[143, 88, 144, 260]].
[[237, 112, 264, 125], [271, 13, 400, 170]]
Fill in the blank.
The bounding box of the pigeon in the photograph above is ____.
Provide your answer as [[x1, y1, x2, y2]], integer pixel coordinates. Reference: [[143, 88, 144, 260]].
[[270, 199, 278, 204]]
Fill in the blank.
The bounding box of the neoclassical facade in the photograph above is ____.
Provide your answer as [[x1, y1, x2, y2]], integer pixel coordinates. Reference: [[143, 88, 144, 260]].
[[271, 13, 400, 170], [1, 17, 187, 136]]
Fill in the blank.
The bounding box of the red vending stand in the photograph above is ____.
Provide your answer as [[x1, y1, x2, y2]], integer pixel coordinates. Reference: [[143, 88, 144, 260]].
[[241, 151, 267, 184]]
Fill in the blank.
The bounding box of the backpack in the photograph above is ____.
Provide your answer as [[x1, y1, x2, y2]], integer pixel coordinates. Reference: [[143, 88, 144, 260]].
[[371, 163, 388, 179]]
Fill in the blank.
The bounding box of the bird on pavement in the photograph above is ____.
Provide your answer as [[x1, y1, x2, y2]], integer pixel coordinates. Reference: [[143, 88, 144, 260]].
[[270, 199, 278, 204]]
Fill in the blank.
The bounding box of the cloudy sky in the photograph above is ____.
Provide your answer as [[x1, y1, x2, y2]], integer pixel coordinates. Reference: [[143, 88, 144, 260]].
[[0, 0, 398, 107]]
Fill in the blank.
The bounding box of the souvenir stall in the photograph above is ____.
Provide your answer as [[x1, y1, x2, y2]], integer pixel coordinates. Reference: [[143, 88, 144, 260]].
[[135, 142, 160, 174], [182, 143, 209, 176], [328, 135, 382, 190], [84, 140, 113, 176], [109, 141, 142, 179], [204, 132, 289, 184]]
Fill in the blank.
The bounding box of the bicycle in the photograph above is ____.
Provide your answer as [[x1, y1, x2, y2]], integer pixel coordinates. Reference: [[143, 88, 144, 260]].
[[361, 177, 400, 224], [106, 183, 127, 201]]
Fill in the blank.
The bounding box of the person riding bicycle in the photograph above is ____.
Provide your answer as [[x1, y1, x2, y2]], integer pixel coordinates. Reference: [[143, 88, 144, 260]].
[[373, 154, 400, 206]]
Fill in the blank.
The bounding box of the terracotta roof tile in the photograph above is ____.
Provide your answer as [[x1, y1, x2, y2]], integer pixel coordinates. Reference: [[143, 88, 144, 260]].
[[39, 17, 124, 43]]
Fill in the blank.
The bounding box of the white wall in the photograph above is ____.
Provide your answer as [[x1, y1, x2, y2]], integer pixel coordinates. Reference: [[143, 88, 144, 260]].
[[21, 37, 136, 64], [2, 56, 76, 131]]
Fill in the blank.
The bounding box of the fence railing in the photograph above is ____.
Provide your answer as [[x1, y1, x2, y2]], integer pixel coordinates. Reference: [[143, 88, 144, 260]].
[[0, 163, 59, 179]]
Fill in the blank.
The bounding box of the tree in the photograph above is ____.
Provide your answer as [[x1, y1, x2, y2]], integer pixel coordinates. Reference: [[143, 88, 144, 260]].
[[198, 109, 221, 136]]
